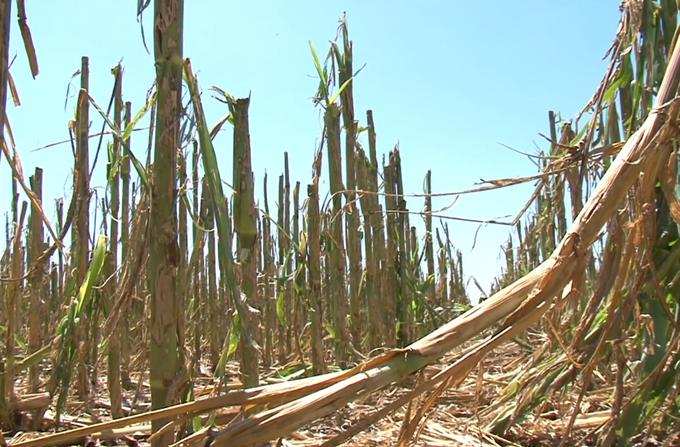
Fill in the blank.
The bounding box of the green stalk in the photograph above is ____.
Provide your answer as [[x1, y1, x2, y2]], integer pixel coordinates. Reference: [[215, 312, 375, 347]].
[[383, 153, 400, 345], [120, 101, 131, 386], [424, 170, 435, 308], [292, 181, 306, 364], [276, 173, 286, 364], [74, 56, 91, 403], [435, 229, 448, 306], [325, 103, 349, 366], [177, 139, 188, 379], [335, 22, 362, 349], [0, 0, 10, 148], [356, 148, 380, 347], [28, 167, 45, 394], [206, 192, 219, 366], [184, 60, 260, 389], [107, 64, 123, 419], [283, 153, 292, 356], [262, 173, 274, 367], [149, 1, 184, 443], [306, 151, 326, 374], [392, 149, 412, 344], [366, 111, 390, 345], [3, 202, 27, 430], [231, 97, 260, 387]]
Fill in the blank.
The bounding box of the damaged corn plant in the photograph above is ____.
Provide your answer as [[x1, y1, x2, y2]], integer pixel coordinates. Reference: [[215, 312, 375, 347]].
[[2, 1, 680, 446]]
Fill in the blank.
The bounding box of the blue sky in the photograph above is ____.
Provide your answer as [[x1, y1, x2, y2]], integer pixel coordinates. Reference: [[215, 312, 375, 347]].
[[1, 1, 620, 297]]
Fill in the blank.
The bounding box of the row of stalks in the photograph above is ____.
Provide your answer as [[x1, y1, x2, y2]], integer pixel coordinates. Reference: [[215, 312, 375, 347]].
[[484, 2, 680, 443], [0, 13, 469, 436]]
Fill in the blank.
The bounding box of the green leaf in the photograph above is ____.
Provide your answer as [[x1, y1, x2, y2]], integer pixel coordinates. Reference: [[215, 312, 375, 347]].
[[309, 41, 329, 101], [276, 290, 286, 326], [298, 232, 307, 256], [121, 90, 157, 142], [324, 323, 336, 340], [192, 416, 203, 433], [180, 191, 213, 233], [53, 235, 108, 423], [87, 92, 121, 138], [127, 149, 150, 191], [602, 51, 634, 103], [75, 235, 108, 316], [15, 336, 26, 351], [328, 76, 353, 105], [227, 317, 240, 358], [276, 363, 305, 378], [569, 122, 589, 147], [619, 51, 634, 87], [602, 77, 623, 103], [88, 89, 152, 190], [214, 317, 240, 380], [504, 379, 520, 397]]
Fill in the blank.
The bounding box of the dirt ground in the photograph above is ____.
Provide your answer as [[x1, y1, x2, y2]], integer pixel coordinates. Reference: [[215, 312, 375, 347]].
[[4, 340, 678, 447]]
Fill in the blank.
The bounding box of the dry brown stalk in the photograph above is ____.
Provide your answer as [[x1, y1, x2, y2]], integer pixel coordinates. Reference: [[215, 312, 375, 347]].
[[198, 33, 680, 447], [9, 368, 353, 447]]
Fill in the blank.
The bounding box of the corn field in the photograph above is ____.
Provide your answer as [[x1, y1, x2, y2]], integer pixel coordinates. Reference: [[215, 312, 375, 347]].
[[2, 1, 680, 446]]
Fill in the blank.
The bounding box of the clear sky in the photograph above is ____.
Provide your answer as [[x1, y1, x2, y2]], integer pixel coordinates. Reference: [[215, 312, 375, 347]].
[[1, 1, 620, 298]]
